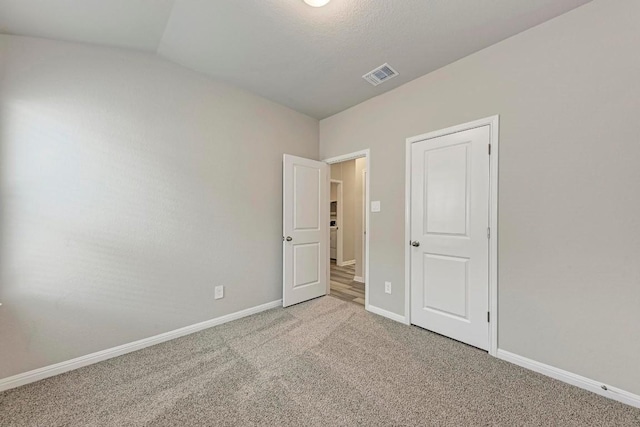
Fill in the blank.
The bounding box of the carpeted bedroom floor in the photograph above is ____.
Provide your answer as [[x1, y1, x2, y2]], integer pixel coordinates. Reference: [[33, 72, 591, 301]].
[[1, 296, 639, 426]]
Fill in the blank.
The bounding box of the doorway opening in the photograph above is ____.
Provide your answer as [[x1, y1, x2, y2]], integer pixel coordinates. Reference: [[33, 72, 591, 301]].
[[324, 151, 369, 308], [281, 150, 370, 309]]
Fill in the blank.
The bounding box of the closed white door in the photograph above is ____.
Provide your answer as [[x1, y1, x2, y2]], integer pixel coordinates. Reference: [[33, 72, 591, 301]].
[[410, 126, 490, 350], [283, 154, 329, 307]]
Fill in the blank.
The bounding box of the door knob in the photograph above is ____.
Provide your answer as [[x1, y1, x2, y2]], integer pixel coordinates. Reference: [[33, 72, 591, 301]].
[[411, 241, 420, 247], [286, 236, 293, 242]]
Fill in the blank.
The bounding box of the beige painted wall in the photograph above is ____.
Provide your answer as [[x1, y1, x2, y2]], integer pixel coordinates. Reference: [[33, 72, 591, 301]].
[[0, 35, 318, 379], [320, 0, 640, 395], [331, 159, 366, 275], [330, 160, 356, 262], [354, 158, 366, 278]]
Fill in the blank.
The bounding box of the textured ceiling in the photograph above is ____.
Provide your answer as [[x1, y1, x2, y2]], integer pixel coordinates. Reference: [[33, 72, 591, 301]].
[[0, 0, 591, 118], [0, 0, 175, 51]]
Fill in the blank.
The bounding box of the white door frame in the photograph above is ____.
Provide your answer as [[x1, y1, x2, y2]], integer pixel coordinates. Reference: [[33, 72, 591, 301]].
[[323, 149, 371, 310], [360, 169, 367, 283], [405, 116, 499, 356], [330, 179, 344, 266]]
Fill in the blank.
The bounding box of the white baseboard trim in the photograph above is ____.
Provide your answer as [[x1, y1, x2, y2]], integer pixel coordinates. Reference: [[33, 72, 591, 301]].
[[338, 259, 355, 266], [353, 276, 364, 283], [0, 299, 282, 393], [496, 349, 640, 409], [367, 304, 408, 325]]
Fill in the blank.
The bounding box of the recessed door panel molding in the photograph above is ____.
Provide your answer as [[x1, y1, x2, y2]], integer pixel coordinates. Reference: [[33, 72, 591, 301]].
[[293, 243, 320, 288], [409, 123, 491, 351], [423, 253, 469, 320], [425, 143, 470, 237], [283, 155, 328, 307], [294, 165, 321, 231]]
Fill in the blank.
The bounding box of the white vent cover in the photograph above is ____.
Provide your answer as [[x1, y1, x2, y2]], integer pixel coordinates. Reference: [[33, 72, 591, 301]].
[[362, 63, 399, 86]]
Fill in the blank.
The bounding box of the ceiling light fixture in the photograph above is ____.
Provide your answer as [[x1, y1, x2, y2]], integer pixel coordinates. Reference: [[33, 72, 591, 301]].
[[303, 0, 330, 7]]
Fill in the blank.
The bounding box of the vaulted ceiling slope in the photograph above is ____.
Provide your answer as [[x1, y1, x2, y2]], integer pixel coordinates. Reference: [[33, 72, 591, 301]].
[[0, 0, 591, 118]]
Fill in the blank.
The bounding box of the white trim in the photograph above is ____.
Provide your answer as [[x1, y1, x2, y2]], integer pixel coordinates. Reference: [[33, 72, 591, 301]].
[[497, 350, 640, 409], [405, 115, 500, 354], [353, 276, 364, 283], [323, 149, 370, 311], [361, 168, 367, 283], [364, 156, 370, 309], [488, 116, 500, 356], [0, 299, 282, 393], [338, 259, 355, 266], [367, 305, 407, 324], [404, 133, 412, 326], [324, 149, 369, 165]]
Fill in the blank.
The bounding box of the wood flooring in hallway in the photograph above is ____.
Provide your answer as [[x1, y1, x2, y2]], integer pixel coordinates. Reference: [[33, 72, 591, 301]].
[[330, 260, 364, 306]]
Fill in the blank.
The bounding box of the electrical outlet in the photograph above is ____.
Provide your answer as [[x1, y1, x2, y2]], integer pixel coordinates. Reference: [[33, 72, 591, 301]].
[[214, 285, 224, 300], [384, 281, 392, 294]]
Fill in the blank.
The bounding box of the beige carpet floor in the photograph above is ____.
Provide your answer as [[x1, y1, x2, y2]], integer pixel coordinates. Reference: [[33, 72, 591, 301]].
[[1, 296, 639, 426]]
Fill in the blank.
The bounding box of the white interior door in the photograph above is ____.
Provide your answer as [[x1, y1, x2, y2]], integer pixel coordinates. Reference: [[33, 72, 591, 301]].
[[410, 126, 490, 350], [283, 154, 329, 307]]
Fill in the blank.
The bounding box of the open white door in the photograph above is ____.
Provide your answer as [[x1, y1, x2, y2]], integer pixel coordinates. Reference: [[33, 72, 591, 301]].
[[283, 154, 329, 307]]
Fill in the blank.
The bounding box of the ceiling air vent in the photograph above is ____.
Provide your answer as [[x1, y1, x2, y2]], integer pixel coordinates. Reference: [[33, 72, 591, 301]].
[[362, 63, 399, 86]]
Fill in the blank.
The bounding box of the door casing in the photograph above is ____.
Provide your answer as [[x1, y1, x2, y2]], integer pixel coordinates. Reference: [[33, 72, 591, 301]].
[[405, 116, 499, 356], [323, 149, 371, 310], [359, 169, 367, 283]]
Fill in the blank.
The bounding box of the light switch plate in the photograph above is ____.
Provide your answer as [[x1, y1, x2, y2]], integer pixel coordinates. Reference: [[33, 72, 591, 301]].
[[371, 201, 381, 212]]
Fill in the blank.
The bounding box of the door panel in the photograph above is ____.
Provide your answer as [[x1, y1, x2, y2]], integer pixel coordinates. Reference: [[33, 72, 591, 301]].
[[283, 155, 328, 307], [410, 126, 490, 350], [294, 165, 320, 230], [293, 243, 320, 288], [425, 144, 470, 236], [423, 253, 469, 319]]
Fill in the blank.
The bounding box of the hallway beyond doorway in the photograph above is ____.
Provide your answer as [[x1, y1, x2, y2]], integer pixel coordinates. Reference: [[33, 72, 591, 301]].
[[330, 260, 364, 306]]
